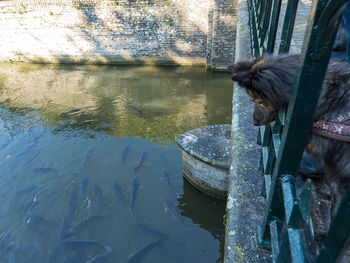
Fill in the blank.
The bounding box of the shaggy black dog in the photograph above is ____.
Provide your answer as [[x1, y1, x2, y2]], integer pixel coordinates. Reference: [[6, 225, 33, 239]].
[[229, 54, 350, 250]]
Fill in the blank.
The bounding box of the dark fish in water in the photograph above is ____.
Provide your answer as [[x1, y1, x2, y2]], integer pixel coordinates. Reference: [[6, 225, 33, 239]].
[[80, 177, 91, 208], [134, 151, 147, 173], [81, 145, 95, 169], [129, 176, 139, 212], [128, 104, 142, 116], [59, 206, 75, 240], [59, 189, 78, 240], [26, 213, 56, 225], [162, 197, 184, 224], [86, 246, 112, 263], [66, 215, 105, 238], [80, 177, 89, 199], [135, 223, 164, 238], [134, 223, 182, 260], [94, 184, 107, 205], [26, 213, 57, 233], [58, 239, 105, 251], [121, 144, 131, 164], [112, 181, 126, 205], [126, 238, 163, 263], [161, 168, 171, 188]]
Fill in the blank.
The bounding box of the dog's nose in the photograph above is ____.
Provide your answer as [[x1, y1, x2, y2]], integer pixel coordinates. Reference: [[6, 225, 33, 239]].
[[253, 119, 260, 126]]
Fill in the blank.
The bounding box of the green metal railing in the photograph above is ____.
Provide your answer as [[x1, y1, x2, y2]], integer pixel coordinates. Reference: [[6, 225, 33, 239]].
[[247, 0, 350, 262]]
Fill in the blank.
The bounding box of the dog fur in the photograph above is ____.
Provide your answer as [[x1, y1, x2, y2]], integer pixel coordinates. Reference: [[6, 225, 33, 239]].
[[229, 54, 350, 250]]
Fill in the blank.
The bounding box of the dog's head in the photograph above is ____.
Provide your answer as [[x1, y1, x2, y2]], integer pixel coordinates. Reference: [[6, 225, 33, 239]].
[[228, 55, 299, 126]]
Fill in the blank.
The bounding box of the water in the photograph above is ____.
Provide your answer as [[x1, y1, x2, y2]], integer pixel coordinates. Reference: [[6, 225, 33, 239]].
[[0, 63, 232, 263]]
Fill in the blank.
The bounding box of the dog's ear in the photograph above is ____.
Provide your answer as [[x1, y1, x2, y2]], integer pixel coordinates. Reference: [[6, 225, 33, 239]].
[[231, 55, 297, 109], [228, 60, 256, 88]]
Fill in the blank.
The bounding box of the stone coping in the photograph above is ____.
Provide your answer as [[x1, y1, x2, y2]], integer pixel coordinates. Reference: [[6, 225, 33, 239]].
[[223, 0, 271, 262]]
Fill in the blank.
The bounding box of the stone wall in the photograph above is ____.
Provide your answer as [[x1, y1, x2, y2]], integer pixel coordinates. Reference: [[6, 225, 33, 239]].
[[0, 0, 237, 70]]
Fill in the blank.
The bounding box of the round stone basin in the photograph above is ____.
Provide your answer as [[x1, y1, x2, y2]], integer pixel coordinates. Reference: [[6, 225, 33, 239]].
[[175, 124, 231, 199]]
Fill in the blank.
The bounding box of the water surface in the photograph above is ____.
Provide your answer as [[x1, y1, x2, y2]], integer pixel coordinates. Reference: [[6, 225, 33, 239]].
[[0, 64, 232, 263]]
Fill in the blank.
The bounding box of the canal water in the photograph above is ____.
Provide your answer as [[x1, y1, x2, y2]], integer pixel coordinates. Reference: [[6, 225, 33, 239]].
[[0, 63, 232, 263]]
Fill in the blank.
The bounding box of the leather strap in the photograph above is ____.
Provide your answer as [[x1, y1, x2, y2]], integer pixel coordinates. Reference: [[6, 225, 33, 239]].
[[311, 113, 350, 143]]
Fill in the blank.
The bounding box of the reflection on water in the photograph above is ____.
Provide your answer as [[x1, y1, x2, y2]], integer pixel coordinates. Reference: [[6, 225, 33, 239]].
[[0, 64, 231, 263]]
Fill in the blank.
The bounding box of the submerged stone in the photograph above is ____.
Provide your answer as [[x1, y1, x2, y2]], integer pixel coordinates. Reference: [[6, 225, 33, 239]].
[[176, 124, 231, 199]]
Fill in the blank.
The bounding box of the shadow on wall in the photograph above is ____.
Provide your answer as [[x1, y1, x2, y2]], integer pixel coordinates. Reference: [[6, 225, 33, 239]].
[[0, 0, 236, 68]]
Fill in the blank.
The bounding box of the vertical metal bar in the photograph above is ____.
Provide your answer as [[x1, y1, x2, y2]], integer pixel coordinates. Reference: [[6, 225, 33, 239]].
[[266, 0, 283, 53], [260, 0, 274, 48], [278, 0, 300, 54], [248, 0, 261, 56], [270, 220, 281, 263], [258, 0, 346, 244], [288, 229, 308, 263], [276, 228, 291, 263], [257, 0, 266, 29], [281, 175, 303, 228], [315, 184, 350, 263]]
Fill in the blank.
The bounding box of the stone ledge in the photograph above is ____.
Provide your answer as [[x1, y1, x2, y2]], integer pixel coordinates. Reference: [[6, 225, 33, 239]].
[[224, 0, 271, 262]]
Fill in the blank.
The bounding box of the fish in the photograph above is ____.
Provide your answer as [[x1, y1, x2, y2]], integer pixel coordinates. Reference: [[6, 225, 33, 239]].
[[58, 239, 105, 252], [66, 215, 105, 238], [161, 168, 171, 188], [81, 145, 95, 169], [94, 184, 107, 205], [121, 144, 131, 164], [59, 206, 75, 240], [86, 246, 112, 263], [134, 151, 147, 173], [129, 176, 139, 212], [59, 189, 78, 240], [112, 181, 126, 205], [135, 223, 164, 238], [26, 213, 56, 226], [126, 238, 163, 263], [128, 105, 142, 116], [162, 197, 184, 224], [80, 177, 89, 199]]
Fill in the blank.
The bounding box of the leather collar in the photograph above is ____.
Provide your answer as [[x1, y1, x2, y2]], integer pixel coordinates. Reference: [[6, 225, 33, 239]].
[[311, 113, 350, 143]]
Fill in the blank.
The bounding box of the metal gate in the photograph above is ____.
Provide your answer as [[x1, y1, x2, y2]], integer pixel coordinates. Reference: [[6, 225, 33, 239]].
[[247, 0, 350, 262]]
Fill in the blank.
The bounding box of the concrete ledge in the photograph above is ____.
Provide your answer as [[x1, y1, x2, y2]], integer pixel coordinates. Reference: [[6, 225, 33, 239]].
[[224, 0, 271, 262]]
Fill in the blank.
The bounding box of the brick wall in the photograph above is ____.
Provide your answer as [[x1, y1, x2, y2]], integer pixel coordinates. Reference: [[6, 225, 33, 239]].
[[0, 0, 237, 70]]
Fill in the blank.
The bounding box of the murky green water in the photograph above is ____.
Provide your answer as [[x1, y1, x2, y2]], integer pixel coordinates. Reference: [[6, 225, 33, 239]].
[[0, 63, 232, 263]]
